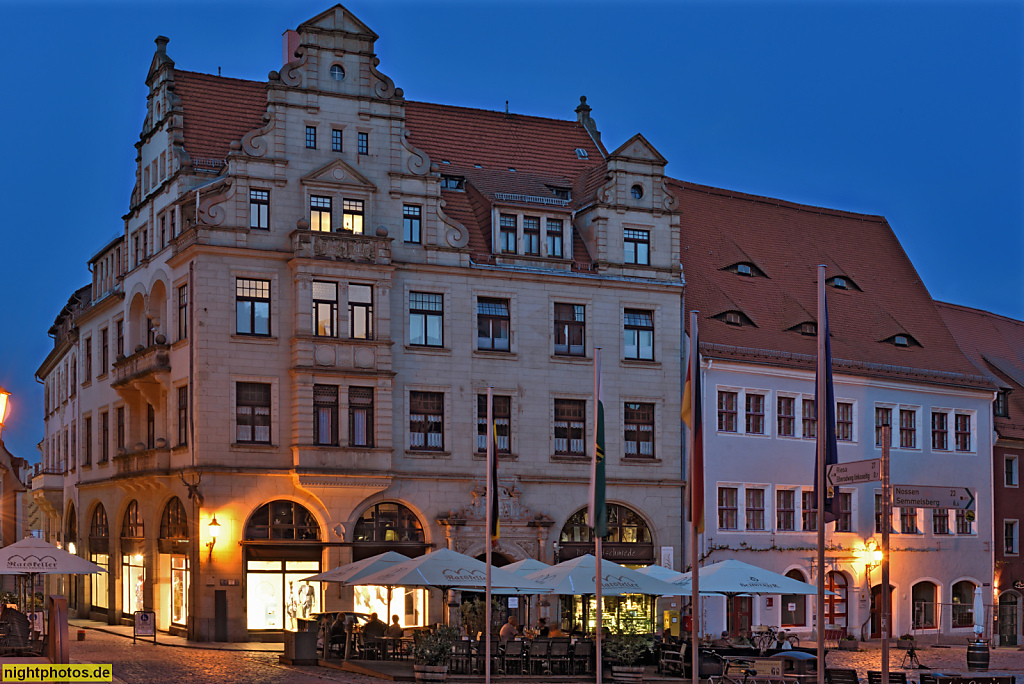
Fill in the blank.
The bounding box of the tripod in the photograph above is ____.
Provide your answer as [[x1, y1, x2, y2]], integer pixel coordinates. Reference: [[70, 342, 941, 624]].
[[901, 644, 929, 670]]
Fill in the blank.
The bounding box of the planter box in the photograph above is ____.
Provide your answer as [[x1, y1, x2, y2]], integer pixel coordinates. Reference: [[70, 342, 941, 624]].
[[838, 640, 858, 651], [897, 639, 914, 650], [414, 664, 448, 683], [611, 665, 645, 683]]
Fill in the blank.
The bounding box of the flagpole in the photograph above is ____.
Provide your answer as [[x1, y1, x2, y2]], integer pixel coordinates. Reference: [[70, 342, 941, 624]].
[[689, 311, 701, 684], [816, 265, 826, 684], [485, 386, 493, 684], [593, 349, 603, 684]]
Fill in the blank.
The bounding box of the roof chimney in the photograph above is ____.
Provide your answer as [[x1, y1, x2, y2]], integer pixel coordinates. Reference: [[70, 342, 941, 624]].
[[155, 35, 169, 54], [283, 30, 301, 67], [575, 96, 602, 148]]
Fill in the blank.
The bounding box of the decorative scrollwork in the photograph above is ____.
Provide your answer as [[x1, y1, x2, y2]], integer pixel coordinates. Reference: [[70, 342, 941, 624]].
[[661, 178, 678, 211], [402, 129, 430, 176], [241, 111, 277, 157], [280, 46, 308, 87], [198, 180, 233, 226], [369, 56, 396, 99], [437, 200, 469, 248]]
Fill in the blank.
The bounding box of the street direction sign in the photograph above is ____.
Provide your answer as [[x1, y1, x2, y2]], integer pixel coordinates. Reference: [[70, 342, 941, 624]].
[[891, 485, 975, 510], [827, 458, 881, 487]]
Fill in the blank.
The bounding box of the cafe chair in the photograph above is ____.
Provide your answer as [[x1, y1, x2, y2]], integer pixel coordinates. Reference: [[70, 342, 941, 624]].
[[549, 638, 572, 674], [501, 639, 526, 675], [868, 672, 908, 684], [450, 639, 472, 674], [825, 668, 860, 684], [528, 638, 551, 674], [572, 639, 594, 675]]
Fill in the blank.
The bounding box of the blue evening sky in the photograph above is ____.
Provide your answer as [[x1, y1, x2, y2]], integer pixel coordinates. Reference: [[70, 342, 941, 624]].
[[0, 1, 1020, 462]]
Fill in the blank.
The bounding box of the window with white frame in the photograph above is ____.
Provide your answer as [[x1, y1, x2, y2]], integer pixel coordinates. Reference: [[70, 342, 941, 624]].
[[900, 507, 920, 534], [546, 219, 563, 258], [1006, 455, 1019, 487], [623, 402, 655, 458], [745, 488, 765, 530], [623, 309, 654, 360], [836, 402, 853, 441], [836, 492, 853, 532], [931, 411, 949, 450], [777, 490, 796, 531], [933, 508, 950, 535], [956, 508, 973, 535], [778, 396, 795, 437], [475, 297, 511, 351], [409, 391, 444, 451], [875, 406, 892, 447], [955, 413, 972, 452], [900, 408, 917, 449], [802, 398, 816, 439], [409, 292, 443, 347], [718, 487, 738, 530], [1005, 519, 1018, 555], [745, 393, 766, 434], [718, 391, 738, 432], [801, 490, 817, 532]]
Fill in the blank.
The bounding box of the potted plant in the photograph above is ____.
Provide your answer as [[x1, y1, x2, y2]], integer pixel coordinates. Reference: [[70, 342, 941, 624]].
[[839, 634, 859, 651], [603, 633, 653, 683], [897, 633, 915, 650], [413, 626, 459, 682]]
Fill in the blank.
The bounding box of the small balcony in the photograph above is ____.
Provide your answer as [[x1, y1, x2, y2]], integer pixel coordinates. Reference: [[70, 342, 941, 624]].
[[31, 468, 64, 518], [112, 344, 170, 392], [291, 228, 392, 265], [115, 445, 171, 476]]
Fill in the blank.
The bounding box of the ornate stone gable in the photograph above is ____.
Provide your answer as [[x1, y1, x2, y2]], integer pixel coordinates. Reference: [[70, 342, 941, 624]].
[[301, 158, 377, 192], [437, 479, 554, 562]]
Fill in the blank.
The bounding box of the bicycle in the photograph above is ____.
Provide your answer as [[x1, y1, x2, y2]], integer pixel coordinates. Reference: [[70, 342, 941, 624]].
[[751, 626, 800, 654], [704, 649, 759, 684]]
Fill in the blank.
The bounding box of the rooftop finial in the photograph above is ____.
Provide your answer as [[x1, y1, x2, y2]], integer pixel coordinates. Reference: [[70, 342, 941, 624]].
[[155, 36, 170, 53]]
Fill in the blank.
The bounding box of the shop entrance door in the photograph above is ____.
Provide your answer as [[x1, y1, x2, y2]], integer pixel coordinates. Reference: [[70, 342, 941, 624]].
[[870, 584, 895, 638], [728, 596, 752, 636], [998, 592, 1018, 646]]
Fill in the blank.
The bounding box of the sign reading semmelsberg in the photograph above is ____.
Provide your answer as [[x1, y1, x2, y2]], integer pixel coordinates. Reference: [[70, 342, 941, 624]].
[[891, 485, 974, 510]]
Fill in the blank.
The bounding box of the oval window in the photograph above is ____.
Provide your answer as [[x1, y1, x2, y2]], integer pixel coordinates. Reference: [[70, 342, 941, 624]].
[[631, 184, 644, 199], [330, 64, 345, 81]]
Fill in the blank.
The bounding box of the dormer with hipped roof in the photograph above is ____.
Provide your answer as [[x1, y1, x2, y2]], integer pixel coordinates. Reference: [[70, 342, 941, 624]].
[[575, 132, 680, 280]]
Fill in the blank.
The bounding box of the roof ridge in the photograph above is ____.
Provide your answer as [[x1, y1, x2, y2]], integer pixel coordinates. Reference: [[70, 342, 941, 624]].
[[173, 69, 264, 86], [935, 300, 1024, 327], [406, 100, 582, 127], [667, 177, 888, 223]]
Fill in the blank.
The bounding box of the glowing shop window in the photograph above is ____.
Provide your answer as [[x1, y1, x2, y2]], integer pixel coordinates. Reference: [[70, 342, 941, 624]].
[[91, 554, 109, 610], [171, 556, 189, 626], [246, 560, 321, 631], [354, 585, 427, 628], [122, 554, 145, 614]]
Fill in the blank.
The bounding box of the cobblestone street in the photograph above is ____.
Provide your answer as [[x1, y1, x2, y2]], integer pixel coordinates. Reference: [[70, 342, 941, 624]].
[[65, 627, 1024, 684]]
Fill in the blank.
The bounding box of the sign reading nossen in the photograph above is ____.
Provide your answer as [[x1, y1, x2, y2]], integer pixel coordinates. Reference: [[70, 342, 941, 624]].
[[891, 486, 974, 510]]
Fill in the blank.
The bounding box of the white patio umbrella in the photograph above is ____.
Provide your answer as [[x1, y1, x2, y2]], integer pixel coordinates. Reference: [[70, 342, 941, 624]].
[[670, 559, 828, 596], [0, 537, 106, 611], [355, 548, 553, 593], [973, 585, 985, 638], [636, 564, 690, 585], [503, 558, 550, 577], [302, 551, 409, 584], [523, 554, 680, 596]]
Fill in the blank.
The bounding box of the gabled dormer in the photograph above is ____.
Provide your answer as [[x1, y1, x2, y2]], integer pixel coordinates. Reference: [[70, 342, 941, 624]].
[[300, 159, 379, 235], [713, 310, 757, 328], [576, 131, 680, 278]]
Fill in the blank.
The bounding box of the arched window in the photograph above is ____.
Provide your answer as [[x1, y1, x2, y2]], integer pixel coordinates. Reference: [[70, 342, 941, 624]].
[[352, 502, 425, 562], [782, 569, 807, 627], [122, 501, 144, 540], [912, 581, 938, 629], [65, 504, 77, 551], [952, 580, 977, 628], [245, 501, 320, 541], [89, 504, 109, 553], [160, 498, 189, 541], [558, 504, 654, 563]]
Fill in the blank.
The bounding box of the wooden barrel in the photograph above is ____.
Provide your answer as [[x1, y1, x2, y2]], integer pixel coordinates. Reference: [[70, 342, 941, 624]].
[[966, 640, 990, 671], [413, 664, 448, 682]]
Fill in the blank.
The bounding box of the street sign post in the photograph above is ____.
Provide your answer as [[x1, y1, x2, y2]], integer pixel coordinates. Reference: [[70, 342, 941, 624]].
[[827, 459, 881, 487], [891, 485, 974, 510]]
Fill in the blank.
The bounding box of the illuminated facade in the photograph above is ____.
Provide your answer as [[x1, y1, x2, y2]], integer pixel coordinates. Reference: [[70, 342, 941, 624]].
[[37, 6, 684, 641]]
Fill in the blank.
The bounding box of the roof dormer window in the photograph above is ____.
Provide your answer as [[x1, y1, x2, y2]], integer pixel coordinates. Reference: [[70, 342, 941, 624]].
[[882, 333, 919, 348], [440, 175, 464, 191], [894, 335, 908, 347], [796, 322, 816, 336], [575, 148, 589, 159], [827, 275, 860, 291], [724, 262, 764, 277], [549, 186, 571, 201], [713, 310, 755, 327]]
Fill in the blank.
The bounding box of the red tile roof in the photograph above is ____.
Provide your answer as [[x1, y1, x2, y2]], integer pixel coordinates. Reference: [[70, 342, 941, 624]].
[[172, 70, 267, 163], [404, 101, 603, 180], [937, 302, 1024, 440], [674, 180, 991, 389]]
